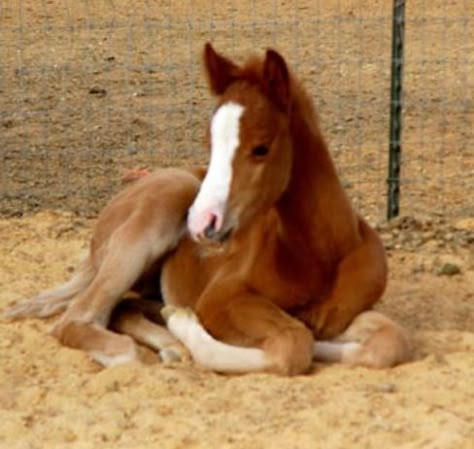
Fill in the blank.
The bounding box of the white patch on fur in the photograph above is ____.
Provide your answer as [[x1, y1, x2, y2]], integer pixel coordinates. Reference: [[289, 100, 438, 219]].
[[90, 347, 138, 367], [187, 102, 244, 238], [313, 341, 362, 363], [165, 307, 272, 373]]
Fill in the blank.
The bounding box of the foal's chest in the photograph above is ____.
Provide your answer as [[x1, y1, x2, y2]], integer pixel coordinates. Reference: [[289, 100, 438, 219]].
[[231, 228, 334, 310], [161, 232, 335, 311], [245, 247, 333, 310]]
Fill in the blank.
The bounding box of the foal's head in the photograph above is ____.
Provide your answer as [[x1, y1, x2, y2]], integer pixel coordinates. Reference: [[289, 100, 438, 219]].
[[188, 43, 294, 242]]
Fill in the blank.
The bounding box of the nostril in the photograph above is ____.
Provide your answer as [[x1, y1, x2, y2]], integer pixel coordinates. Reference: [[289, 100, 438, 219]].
[[204, 214, 217, 239]]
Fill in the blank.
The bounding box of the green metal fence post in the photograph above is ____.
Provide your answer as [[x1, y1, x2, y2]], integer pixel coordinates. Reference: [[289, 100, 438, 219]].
[[387, 0, 405, 220]]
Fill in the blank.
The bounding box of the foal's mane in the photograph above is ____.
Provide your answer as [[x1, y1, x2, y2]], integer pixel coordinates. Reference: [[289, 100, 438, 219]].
[[236, 54, 321, 135]]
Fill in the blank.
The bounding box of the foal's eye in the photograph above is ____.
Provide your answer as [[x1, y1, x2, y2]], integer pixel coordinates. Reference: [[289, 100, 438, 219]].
[[251, 145, 269, 158]]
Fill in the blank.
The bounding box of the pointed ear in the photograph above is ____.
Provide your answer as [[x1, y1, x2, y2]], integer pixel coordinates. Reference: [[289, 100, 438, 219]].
[[204, 42, 239, 95], [263, 49, 290, 112]]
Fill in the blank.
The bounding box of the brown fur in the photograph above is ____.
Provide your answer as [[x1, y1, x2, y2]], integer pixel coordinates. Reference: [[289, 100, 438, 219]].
[[6, 44, 411, 374]]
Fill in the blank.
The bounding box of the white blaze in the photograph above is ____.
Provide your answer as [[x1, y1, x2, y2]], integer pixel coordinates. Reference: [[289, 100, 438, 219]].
[[187, 102, 244, 238]]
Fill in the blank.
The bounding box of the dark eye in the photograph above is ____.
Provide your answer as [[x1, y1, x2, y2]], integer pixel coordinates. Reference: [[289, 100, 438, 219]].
[[251, 145, 269, 158]]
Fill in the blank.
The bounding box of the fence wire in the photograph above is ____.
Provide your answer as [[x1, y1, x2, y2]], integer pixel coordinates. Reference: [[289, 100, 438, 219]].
[[0, 0, 472, 223]]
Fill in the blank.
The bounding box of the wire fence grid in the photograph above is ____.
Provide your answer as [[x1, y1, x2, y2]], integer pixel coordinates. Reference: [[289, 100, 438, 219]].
[[0, 0, 472, 223]]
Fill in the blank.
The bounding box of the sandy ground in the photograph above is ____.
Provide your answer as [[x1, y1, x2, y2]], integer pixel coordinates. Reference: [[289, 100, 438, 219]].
[[0, 211, 473, 449]]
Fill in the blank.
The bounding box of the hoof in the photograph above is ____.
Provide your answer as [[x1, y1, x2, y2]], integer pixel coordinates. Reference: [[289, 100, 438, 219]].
[[160, 344, 192, 364], [160, 305, 177, 323], [161, 305, 197, 324]]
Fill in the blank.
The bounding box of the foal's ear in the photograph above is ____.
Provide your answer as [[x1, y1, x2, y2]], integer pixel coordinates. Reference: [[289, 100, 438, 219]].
[[204, 42, 239, 95], [263, 49, 290, 113]]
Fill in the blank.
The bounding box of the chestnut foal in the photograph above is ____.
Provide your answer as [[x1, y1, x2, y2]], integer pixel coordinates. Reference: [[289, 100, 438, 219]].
[[7, 44, 410, 374]]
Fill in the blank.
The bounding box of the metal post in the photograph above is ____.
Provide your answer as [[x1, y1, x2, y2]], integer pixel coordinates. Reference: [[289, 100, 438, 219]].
[[387, 0, 405, 220]]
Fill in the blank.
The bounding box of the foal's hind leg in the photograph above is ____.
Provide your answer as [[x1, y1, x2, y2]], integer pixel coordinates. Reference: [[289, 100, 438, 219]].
[[57, 320, 138, 367], [51, 219, 176, 366], [111, 300, 191, 362]]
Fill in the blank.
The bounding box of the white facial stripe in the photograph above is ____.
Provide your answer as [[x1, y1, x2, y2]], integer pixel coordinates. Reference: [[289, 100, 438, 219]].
[[205, 101, 244, 203], [188, 102, 244, 235]]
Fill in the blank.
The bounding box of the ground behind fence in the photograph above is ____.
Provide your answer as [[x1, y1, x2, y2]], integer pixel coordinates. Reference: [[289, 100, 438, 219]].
[[1, 0, 472, 222]]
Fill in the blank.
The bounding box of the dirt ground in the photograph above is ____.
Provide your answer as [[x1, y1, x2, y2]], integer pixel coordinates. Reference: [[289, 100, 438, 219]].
[[2, 0, 472, 220], [0, 1, 473, 448], [0, 213, 473, 449]]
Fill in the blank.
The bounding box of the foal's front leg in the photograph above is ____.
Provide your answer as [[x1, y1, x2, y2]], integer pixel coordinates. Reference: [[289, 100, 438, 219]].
[[164, 279, 314, 375], [297, 219, 387, 339]]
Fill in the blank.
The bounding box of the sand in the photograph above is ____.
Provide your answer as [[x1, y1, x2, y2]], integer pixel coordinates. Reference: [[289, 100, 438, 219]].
[[0, 211, 473, 449]]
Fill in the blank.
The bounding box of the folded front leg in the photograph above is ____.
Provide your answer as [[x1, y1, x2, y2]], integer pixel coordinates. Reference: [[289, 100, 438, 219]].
[[162, 305, 271, 373], [164, 278, 314, 376], [314, 311, 412, 368], [296, 219, 387, 339]]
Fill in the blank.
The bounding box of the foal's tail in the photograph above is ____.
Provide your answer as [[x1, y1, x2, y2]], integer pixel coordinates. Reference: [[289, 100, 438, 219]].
[[4, 255, 96, 320]]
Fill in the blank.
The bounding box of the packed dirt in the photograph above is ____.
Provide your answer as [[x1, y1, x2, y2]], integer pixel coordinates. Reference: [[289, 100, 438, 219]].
[[1, 0, 473, 448]]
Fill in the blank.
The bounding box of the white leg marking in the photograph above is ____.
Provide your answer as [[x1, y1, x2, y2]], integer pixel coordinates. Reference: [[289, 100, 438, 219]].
[[187, 102, 244, 238], [163, 306, 271, 374], [314, 341, 362, 363], [90, 347, 138, 368]]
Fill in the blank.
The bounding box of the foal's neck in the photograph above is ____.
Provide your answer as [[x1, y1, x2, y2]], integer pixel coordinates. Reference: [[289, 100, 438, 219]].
[[276, 90, 358, 256]]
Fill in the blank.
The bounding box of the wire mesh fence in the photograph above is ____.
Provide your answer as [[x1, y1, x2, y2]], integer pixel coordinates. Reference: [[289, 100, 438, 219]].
[[402, 0, 473, 222], [0, 0, 472, 223]]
